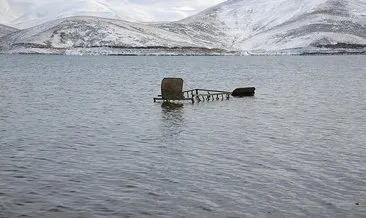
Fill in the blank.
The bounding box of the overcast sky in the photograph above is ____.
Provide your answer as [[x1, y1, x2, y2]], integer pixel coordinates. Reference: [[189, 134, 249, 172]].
[[1, 0, 226, 21], [110, 0, 227, 21]]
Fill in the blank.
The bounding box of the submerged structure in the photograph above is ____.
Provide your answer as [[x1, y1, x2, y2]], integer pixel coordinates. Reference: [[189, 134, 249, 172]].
[[153, 78, 255, 104]]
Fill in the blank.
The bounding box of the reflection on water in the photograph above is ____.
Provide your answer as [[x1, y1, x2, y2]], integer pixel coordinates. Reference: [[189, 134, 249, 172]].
[[160, 102, 185, 142], [161, 101, 184, 111]]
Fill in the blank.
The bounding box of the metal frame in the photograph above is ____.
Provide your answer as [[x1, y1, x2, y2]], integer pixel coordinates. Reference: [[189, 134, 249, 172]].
[[154, 88, 232, 104]]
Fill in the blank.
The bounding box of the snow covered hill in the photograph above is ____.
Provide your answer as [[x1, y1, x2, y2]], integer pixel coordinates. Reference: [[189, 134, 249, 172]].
[[1, 0, 365, 55], [0, 24, 18, 37], [172, 0, 366, 54], [0, 16, 226, 55]]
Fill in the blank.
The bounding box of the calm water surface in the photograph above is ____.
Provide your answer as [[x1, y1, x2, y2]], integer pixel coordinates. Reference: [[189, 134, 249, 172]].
[[0, 55, 365, 218]]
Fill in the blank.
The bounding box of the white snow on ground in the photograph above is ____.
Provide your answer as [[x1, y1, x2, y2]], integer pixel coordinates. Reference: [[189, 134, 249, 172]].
[[1, 0, 365, 55], [0, 16, 215, 52], [0, 24, 18, 37], [180, 0, 366, 52]]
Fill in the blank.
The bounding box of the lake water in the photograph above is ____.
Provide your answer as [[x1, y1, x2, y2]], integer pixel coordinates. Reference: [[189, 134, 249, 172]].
[[0, 54, 365, 218]]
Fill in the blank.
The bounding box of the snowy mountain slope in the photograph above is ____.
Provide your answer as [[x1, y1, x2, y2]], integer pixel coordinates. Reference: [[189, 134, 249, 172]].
[[0, 0, 153, 29], [151, 7, 229, 49], [0, 24, 18, 37], [1, 0, 365, 55], [176, 0, 366, 52], [0, 16, 223, 55]]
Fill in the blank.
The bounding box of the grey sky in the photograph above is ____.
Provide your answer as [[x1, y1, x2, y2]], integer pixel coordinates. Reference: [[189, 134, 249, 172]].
[[114, 0, 226, 20]]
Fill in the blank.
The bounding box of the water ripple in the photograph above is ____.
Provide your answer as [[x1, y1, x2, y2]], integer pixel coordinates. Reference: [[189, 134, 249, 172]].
[[0, 55, 365, 217]]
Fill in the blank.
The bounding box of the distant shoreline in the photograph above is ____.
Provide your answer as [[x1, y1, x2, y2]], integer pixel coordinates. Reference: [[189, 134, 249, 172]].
[[1, 45, 365, 56], [1, 51, 364, 56]]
